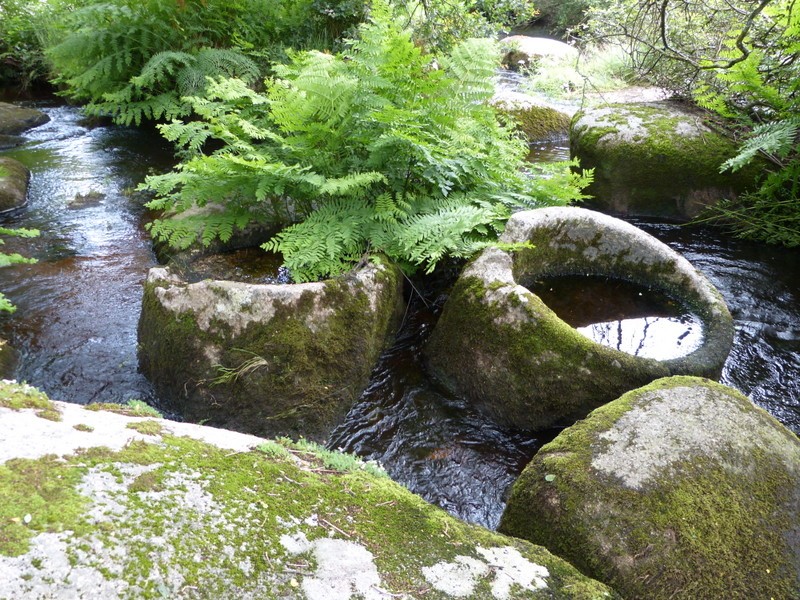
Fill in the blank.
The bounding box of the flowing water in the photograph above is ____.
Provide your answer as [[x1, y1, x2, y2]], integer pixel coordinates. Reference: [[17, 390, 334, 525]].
[[1, 103, 799, 529], [0, 103, 174, 407]]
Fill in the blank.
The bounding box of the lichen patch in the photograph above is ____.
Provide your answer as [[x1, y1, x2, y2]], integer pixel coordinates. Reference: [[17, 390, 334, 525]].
[[422, 546, 550, 598], [591, 385, 800, 489]]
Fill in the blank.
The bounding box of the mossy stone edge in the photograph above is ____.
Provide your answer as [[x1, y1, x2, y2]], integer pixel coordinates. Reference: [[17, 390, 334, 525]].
[[0, 384, 617, 599]]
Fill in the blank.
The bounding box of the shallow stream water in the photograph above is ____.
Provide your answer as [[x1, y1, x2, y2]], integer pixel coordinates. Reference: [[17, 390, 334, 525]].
[[1, 103, 799, 529]]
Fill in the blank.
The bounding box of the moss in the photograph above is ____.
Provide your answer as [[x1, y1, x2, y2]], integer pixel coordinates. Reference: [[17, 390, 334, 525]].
[[138, 261, 403, 442], [500, 377, 800, 599], [86, 400, 162, 418], [0, 381, 56, 413], [73, 424, 94, 433], [1, 389, 617, 598], [35, 408, 62, 422], [426, 271, 668, 430], [498, 104, 571, 142], [125, 420, 164, 436]]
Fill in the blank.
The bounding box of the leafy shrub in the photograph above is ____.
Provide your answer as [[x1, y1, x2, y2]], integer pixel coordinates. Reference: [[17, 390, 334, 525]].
[[142, 1, 592, 281]]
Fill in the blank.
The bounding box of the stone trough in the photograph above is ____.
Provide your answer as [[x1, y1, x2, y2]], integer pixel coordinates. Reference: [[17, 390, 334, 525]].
[[425, 207, 734, 431], [138, 257, 404, 442]]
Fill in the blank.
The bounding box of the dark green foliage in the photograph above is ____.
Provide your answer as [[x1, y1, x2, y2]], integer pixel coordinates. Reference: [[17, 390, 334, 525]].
[[142, 2, 592, 281], [44, 0, 346, 125]]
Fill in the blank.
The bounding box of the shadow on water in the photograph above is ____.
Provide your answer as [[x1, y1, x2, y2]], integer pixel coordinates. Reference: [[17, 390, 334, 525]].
[[1, 104, 799, 530], [328, 283, 563, 529]]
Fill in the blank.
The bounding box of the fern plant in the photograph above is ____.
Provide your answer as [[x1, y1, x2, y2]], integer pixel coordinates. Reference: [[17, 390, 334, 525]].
[[44, 0, 330, 125], [142, 0, 592, 281]]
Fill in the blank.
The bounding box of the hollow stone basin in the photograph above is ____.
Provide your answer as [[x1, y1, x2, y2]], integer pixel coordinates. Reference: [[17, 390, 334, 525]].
[[138, 257, 404, 441], [425, 207, 734, 431]]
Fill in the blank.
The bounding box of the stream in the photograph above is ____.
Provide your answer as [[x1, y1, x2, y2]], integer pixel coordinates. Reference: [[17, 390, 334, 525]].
[[1, 103, 799, 529]]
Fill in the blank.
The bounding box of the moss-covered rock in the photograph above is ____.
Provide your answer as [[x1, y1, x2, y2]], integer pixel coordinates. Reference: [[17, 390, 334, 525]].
[[425, 207, 733, 431], [494, 98, 571, 143], [0, 384, 618, 599], [570, 101, 760, 219], [499, 376, 800, 599], [0, 102, 49, 136], [138, 258, 405, 442], [0, 156, 30, 213]]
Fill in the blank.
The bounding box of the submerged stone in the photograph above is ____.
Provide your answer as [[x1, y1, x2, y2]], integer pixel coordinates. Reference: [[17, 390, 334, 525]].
[[0, 382, 618, 599], [0, 156, 30, 213], [138, 258, 405, 441], [425, 207, 733, 431], [0, 102, 49, 136], [570, 101, 759, 219], [499, 376, 800, 599]]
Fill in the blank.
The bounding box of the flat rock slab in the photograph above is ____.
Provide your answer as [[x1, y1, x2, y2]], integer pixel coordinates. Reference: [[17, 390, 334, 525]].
[[0, 156, 31, 213], [571, 101, 758, 219], [0, 381, 617, 599], [500, 376, 800, 599], [0, 102, 49, 136]]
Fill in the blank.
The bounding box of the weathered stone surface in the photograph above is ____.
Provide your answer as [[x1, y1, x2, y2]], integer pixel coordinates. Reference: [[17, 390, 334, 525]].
[[0, 156, 30, 213], [571, 101, 759, 219], [0, 102, 49, 136], [499, 376, 800, 600], [501, 36, 578, 69], [138, 258, 405, 441], [0, 381, 618, 599], [425, 207, 733, 430]]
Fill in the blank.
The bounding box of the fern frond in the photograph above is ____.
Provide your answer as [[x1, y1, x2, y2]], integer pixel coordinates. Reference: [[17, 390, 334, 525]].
[[721, 118, 800, 172]]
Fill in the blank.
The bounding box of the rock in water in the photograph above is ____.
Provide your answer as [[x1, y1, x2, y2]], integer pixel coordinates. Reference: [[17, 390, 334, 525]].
[[500, 376, 800, 599], [570, 101, 759, 219]]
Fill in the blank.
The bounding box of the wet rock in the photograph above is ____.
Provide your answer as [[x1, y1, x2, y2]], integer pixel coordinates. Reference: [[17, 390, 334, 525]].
[[0, 157, 31, 213], [494, 95, 571, 142], [0, 134, 25, 150], [0, 338, 18, 379], [501, 36, 578, 70], [571, 101, 759, 219], [425, 207, 733, 431], [138, 258, 405, 441], [499, 376, 800, 600], [0, 381, 618, 599], [0, 102, 49, 135]]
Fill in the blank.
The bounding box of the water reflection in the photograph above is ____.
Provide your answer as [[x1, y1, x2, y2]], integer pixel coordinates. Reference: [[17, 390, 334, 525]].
[[0, 104, 174, 407]]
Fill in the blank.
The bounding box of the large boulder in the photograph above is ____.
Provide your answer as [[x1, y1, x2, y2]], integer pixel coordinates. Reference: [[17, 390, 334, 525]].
[[425, 207, 733, 431], [0, 102, 49, 135], [501, 36, 578, 69], [571, 101, 759, 219], [0, 156, 31, 213], [499, 376, 800, 600], [138, 258, 405, 441], [0, 381, 618, 599]]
